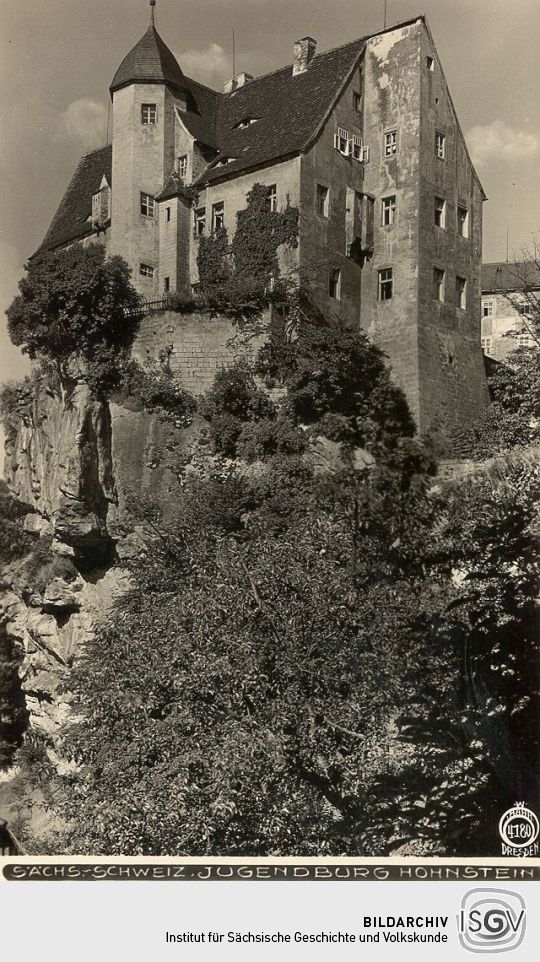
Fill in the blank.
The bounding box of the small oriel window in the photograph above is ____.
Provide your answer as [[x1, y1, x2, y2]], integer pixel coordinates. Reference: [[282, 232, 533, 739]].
[[316, 184, 329, 217], [140, 192, 155, 217], [382, 195, 396, 226], [384, 130, 398, 156], [194, 208, 206, 236], [141, 104, 157, 125], [456, 276, 467, 310], [212, 202, 225, 231], [434, 196, 446, 228], [178, 155, 188, 180], [435, 130, 446, 159], [457, 205, 469, 238], [378, 268, 393, 301], [433, 267, 445, 301], [328, 268, 341, 300], [267, 185, 278, 212], [139, 263, 154, 278]]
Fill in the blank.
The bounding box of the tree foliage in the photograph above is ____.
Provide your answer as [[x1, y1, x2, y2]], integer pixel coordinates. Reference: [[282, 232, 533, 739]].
[[6, 244, 140, 377]]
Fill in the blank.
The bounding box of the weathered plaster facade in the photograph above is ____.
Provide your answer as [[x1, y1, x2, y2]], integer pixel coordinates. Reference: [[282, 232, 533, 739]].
[[38, 12, 489, 435]]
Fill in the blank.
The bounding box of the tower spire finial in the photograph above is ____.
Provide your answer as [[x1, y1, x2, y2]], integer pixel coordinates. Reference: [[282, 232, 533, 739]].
[[150, 0, 156, 28]]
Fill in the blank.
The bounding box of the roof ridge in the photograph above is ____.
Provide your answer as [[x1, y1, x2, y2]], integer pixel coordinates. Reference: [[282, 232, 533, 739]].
[[78, 143, 112, 159]]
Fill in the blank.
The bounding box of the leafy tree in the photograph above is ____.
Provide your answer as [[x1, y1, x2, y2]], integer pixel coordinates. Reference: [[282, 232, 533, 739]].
[[6, 244, 140, 388]]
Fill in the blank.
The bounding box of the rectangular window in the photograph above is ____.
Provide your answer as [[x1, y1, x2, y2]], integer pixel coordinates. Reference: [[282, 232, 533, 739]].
[[426, 56, 434, 70], [194, 207, 206, 236], [267, 184, 277, 212], [353, 91, 362, 112], [481, 337, 491, 354], [382, 195, 396, 226], [482, 300, 494, 318], [435, 130, 446, 159], [457, 205, 469, 237], [166, 206, 171, 223], [456, 276, 467, 310], [378, 268, 393, 301], [328, 268, 341, 300], [351, 133, 363, 160], [139, 263, 154, 278], [434, 196, 446, 228], [384, 130, 398, 156], [212, 201, 225, 231], [164, 277, 170, 292], [178, 154, 188, 180], [140, 192, 155, 217], [334, 126, 350, 154], [433, 267, 445, 301], [316, 184, 329, 217], [141, 103, 157, 125]]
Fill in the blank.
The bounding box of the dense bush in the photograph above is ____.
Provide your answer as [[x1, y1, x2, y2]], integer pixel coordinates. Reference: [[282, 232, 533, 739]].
[[199, 362, 276, 457], [111, 359, 196, 424], [0, 621, 28, 770]]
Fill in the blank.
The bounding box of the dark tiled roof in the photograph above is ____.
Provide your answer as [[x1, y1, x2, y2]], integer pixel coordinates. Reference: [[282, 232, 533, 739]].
[[482, 261, 540, 293], [110, 25, 185, 93], [37, 145, 112, 254], [179, 76, 220, 149], [198, 38, 366, 184]]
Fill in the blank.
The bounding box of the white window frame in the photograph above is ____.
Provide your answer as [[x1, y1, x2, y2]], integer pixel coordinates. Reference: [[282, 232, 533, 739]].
[[211, 201, 225, 232], [384, 129, 398, 157], [140, 192, 155, 217], [351, 133, 363, 161], [378, 267, 393, 301], [316, 183, 329, 218], [382, 195, 396, 226], [434, 196, 446, 229], [194, 207, 206, 236], [267, 185, 277, 212], [433, 267, 445, 302], [139, 263, 155, 278], [435, 130, 446, 159], [457, 205, 469, 238], [178, 154, 188, 180], [456, 276, 467, 310], [482, 300, 494, 318], [334, 126, 350, 155], [141, 103, 157, 125], [481, 337, 492, 354], [328, 268, 341, 300]]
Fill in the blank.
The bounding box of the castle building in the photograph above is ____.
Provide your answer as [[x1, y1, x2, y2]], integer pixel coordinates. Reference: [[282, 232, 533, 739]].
[[37, 2, 489, 434], [481, 262, 540, 362]]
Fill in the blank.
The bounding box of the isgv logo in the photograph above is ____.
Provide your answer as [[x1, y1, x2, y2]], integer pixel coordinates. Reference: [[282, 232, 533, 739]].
[[457, 889, 526, 953]]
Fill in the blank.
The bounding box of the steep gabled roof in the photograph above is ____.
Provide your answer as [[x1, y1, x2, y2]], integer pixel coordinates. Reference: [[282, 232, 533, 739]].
[[198, 38, 366, 184], [37, 144, 112, 254], [482, 261, 540, 293], [110, 25, 185, 94]]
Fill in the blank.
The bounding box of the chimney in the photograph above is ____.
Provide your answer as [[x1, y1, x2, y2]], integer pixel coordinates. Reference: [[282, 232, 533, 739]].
[[236, 72, 253, 88], [223, 78, 236, 93], [293, 37, 317, 76]]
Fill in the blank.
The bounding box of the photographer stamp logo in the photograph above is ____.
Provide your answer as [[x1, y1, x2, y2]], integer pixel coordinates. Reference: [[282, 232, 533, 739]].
[[457, 889, 526, 953], [499, 802, 539, 856]]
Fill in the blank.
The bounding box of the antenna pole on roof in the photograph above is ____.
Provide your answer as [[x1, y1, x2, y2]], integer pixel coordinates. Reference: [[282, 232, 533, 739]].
[[232, 28, 236, 79], [384, 0, 388, 29], [150, 0, 156, 28]]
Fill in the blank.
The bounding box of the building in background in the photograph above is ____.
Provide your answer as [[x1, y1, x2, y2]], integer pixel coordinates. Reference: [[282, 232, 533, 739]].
[[35, 3, 488, 434], [481, 262, 540, 362]]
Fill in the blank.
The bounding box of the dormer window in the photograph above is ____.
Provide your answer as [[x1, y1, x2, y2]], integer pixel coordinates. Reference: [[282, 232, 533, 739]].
[[178, 154, 188, 180], [141, 104, 157, 125], [217, 157, 235, 166], [234, 117, 259, 129], [91, 178, 110, 229]]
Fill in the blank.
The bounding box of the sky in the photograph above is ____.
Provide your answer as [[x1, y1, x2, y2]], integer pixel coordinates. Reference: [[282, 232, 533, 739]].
[[1, 0, 539, 394]]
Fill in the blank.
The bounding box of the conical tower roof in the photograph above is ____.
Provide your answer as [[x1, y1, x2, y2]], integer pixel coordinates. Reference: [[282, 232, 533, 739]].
[[110, 24, 185, 94]]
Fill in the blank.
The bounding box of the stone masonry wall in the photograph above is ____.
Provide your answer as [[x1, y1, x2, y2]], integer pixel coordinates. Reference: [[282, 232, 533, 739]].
[[132, 308, 273, 396]]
